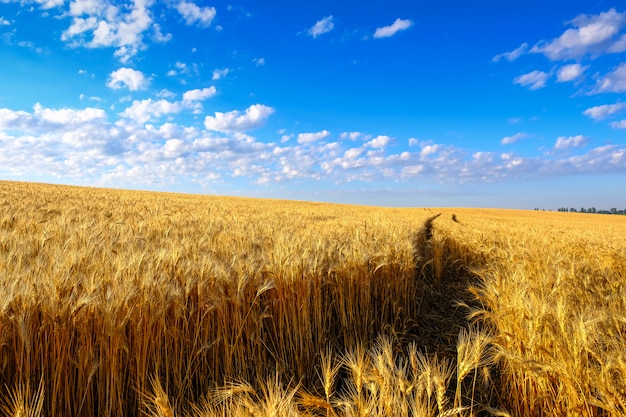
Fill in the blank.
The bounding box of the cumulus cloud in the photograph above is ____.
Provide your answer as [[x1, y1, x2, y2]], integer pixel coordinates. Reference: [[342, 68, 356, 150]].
[[530, 8, 626, 60], [1, 102, 626, 188], [61, 0, 153, 62], [308, 16, 334, 38], [107, 67, 149, 91], [594, 62, 626, 93], [0, 103, 107, 132], [152, 23, 172, 43], [120, 99, 182, 124], [583, 103, 626, 120], [514, 70, 550, 90], [297, 130, 331, 144], [0, 17, 10, 26], [492, 43, 528, 62], [501, 132, 528, 145], [554, 135, 589, 150], [420, 144, 439, 156], [365, 135, 390, 148], [33, 103, 106, 124], [204, 104, 274, 132], [176, 0, 216, 27], [610, 120, 626, 129], [253, 57, 265, 66], [340, 131, 361, 140], [212, 68, 229, 80], [182, 87, 217, 102], [374, 18, 413, 38], [556, 63, 588, 82]]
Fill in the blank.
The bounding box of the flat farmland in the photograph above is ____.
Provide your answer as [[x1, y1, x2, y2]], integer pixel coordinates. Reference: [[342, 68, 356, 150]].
[[1, 180, 625, 416]]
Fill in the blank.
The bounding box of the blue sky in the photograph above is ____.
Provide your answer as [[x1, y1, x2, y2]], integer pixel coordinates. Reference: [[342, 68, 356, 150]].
[[0, 0, 625, 209]]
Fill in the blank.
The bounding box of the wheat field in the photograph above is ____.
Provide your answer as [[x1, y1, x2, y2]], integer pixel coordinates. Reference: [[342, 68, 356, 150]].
[[0, 180, 625, 416]]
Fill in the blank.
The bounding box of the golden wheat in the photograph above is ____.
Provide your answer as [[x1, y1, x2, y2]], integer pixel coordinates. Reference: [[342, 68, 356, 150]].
[[0, 180, 625, 416]]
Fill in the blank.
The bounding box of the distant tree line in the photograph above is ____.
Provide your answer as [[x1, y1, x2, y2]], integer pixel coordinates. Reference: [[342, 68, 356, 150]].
[[534, 207, 626, 215]]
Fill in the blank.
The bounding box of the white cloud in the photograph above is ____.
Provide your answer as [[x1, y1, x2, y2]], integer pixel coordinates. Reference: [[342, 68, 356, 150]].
[[608, 34, 626, 53], [152, 23, 172, 43], [408, 138, 419, 146], [204, 104, 274, 132], [492, 43, 528, 62], [253, 57, 265, 66], [182, 87, 217, 102], [176, 0, 216, 27], [106, 67, 149, 91], [340, 131, 361, 140], [38, 0, 64, 8], [1, 101, 626, 188], [514, 70, 550, 90], [420, 144, 438, 156], [0, 16, 10, 26], [308, 16, 334, 38], [594, 62, 626, 93], [120, 99, 182, 124], [212, 68, 229, 80], [365, 135, 390, 148], [556, 63, 587, 82], [610, 119, 626, 129], [530, 8, 626, 60], [155, 89, 176, 99], [373, 18, 413, 39], [297, 130, 331, 144], [61, 0, 153, 62], [583, 103, 626, 120], [554, 135, 589, 150], [67, 0, 106, 16], [501, 132, 528, 145], [33, 103, 106, 124]]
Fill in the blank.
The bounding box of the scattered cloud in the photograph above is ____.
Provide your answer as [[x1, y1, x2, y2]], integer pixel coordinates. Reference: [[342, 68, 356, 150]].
[[176, 0, 216, 28], [1, 102, 625, 188], [34, 0, 64, 9], [514, 70, 550, 90], [182, 87, 217, 103], [0, 17, 10, 26], [308, 16, 334, 38], [212, 68, 230, 80], [340, 131, 361, 140], [373, 18, 413, 38], [106, 67, 149, 91], [492, 43, 528, 62], [155, 89, 176, 99], [253, 57, 265, 66], [556, 63, 588, 82], [501, 132, 529, 145], [61, 0, 153, 62], [120, 99, 182, 124], [420, 144, 439, 156], [530, 8, 626, 60], [32, 103, 106, 125], [610, 120, 626, 129], [152, 23, 172, 43], [297, 130, 331, 144], [554, 135, 589, 150], [204, 104, 274, 132], [365, 135, 390, 148], [594, 62, 626, 93], [583, 103, 626, 120]]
